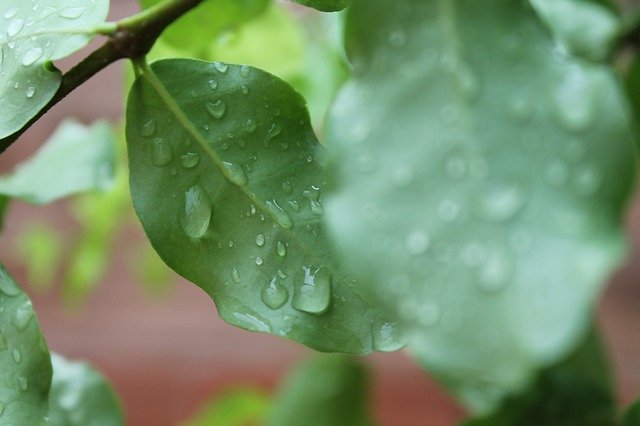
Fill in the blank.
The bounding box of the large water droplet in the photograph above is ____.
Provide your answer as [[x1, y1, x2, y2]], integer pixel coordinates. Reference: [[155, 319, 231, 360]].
[[292, 266, 331, 314], [261, 277, 289, 310], [151, 138, 172, 167], [21, 47, 43, 66], [223, 161, 248, 186], [141, 119, 157, 137], [206, 100, 227, 119], [373, 322, 406, 352], [179, 186, 212, 239], [7, 18, 24, 37], [58, 6, 85, 19], [276, 241, 286, 257], [302, 186, 324, 216], [11, 301, 32, 331], [266, 200, 293, 229], [181, 152, 200, 169], [213, 62, 228, 73], [255, 234, 265, 247], [245, 118, 257, 134], [477, 180, 527, 222]]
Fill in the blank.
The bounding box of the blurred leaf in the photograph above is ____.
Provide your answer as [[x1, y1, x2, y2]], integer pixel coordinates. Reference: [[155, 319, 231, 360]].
[[626, 55, 640, 123], [48, 354, 124, 426], [326, 0, 635, 413], [17, 224, 64, 291], [265, 355, 373, 426], [0, 120, 115, 204], [623, 398, 640, 426], [463, 327, 616, 425], [182, 387, 269, 426], [531, 0, 620, 61], [0, 195, 8, 232], [131, 241, 175, 297], [126, 59, 403, 354], [290, 0, 349, 12], [0, 0, 110, 139], [0, 265, 52, 425], [139, 0, 270, 52]]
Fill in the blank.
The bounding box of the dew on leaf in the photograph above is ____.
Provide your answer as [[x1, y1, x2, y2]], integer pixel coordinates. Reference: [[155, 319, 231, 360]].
[[151, 138, 172, 167], [58, 6, 85, 19], [263, 122, 282, 148], [438, 199, 460, 222], [266, 199, 293, 229], [303, 186, 324, 216], [239, 65, 251, 78], [141, 119, 157, 137], [477, 250, 513, 292], [206, 100, 227, 119], [21, 47, 43, 66], [255, 256, 264, 266], [477, 180, 528, 222], [4, 6, 18, 19], [213, 62, 228, 73], [245, 118, 257, 133], [276, 241, 286, 257], [11, 348, 21, 364], [11, 301, 33, 331], [255, 234, 265, 247], [223, 161, 248, 186], [208, 79, 218, 90], [179, 185, 212, 239], [292, 266, 332, 315], [180, 152, 200, 169], [17, 376, 27, 391], [261, 277, 289, 310], [25, 86, 35, 98], [7, 18, 24, 37], [551, 66, 595, 132], [231, 268, 241, 283]]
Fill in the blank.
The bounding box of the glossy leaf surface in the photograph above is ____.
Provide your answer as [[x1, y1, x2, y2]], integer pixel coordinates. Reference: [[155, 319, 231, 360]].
[[265, 355, 372, 426], [290, 0, 349, 12], [48, 354, 124, 426], [326, 0, 636, 412], [126, 59, 402, 354], [0, 120, 115, 204], [0, 0, 109, 139], [0, 265, 52, 425]]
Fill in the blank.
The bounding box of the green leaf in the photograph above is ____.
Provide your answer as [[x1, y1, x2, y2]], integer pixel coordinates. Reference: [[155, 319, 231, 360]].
[[0, 265, 52, 425], [326, 0, 636, 413], [265, 355, 372, 426], [182, 387, 269, 426], [0, 195, 8, 231], [139, 0, 270, 52], [0, 120, 115, 204], [0, 0, 110, 139], [126, 58, 403, 354], [530, 0, 620, 61], [290, 0, 349, 12], [463, 327, 616, 426], [17, 224, 64, 291], [48, 354, 124, 426], [623, 398, 640, 426]]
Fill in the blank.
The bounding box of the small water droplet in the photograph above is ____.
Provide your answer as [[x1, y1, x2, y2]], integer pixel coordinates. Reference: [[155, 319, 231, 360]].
[[7, 18, 24, 37], [208, 79, 218, 90], [477, 180, 527, 222], [213, 62, 228, 73], [21, 47, 43, 66], [551, 66, 595, 132], [266, 200, 293, 229], [245, 118, 257, 133], [282, 181, 293, 194], [228, 240, 234, 248], [58, 6, 85, 19], [288, 200, 300, 212], [179, 186, 212, 239], [151, 138, 172, 167], [573, 166, 601, 196], [261, 277, 288, 310], [17, 376, 27, 391], [255, 234, 265, 247], [206, 100, 227, 119], [241, 85, 249, 95], [406, 230, 430, 255], [239, 65, 251, 78], [276, 241, 286, 257], [231, 268, 241, 283], [455, 63, 480, 100], [25, 86, 35, 98], [263, 122, 282, 148], [302, 186, 324, 216], [477, 250, 513, 292], [12, 348, 21, 364], [223, 161, 248, 186], [141, 119, 157, 137], [11, 301, 32, 330], [292, 266, 331, 314], [255, 256, 264, 266], [181, 152, 200, 169]]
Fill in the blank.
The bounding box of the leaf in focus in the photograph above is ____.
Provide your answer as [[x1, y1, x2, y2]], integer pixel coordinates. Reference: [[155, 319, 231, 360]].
[[0, 0, 110, 139], [463, 327, 616, 426], [326, 0, 636, 413], [48, 354, 124, 426], [17, 223, 64, 291], [0, 265, 52, 425], [0, 120, 116, 204], [530, 0, 620, 61], [182, 387, 269, 426], [290, 0, 349, 12], [623, 398, 640, 426], [265, 355, 373, 426], [139, 0, 269, 53], [126, 59, 403, 354]]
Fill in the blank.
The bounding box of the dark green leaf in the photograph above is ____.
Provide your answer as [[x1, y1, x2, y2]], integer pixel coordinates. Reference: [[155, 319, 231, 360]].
[[0, 120, 115, 204], [463, 327, 616, 426], [48, 354, 124, 426], [182, 387, 269, 426], [265, 355, 372, 426], [126, 58, 403, 354], [623, 398, 640, 426], [0, 1, 110, 139], [0, 195, 8, 231], [0, 265, 52, 425], [290, 0, 349, 12], [139, 0, 269, 52], [326, 0, 636, 412]]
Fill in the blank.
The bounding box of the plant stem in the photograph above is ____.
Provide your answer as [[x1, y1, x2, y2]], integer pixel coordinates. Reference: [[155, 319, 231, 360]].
[[0, 0, 205, 154]]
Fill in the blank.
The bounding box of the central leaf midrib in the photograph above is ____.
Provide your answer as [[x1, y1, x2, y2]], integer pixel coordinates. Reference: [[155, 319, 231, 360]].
[[137, 62, 366, 303]]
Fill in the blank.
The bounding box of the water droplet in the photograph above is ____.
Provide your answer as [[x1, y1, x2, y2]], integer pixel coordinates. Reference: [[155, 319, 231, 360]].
[[227, 240, 234, 248], [21, 47, 43, 66], [12, 348, 21, 364], [552, 66, 595, 132], [223, 161, 248, 186], [573, 166, 601, 196], [477, 250, 513, 292], [255, 234, 265, 247], [261, 277, 289, 310], [276, 241, 286, 257], [231, 268, 241, 283], [406, 230, 430, 255], [302, 186, 324, 216], [233, 309, 270, 332], [58, 6, 85, 19], [263, 123, 282, 148], [438, 199, 460, 222], [17, 377, 27, 391], [213, 62, 228, 73], [288, 200, 300, 212], [179, 185, 212, 239], [245, 118, 257, 133], [206, 100, 227, 119], [0, 274, 20, 297], [266, 200, 293, 229], [141, 119, 157, 137], [241, 85, 249, 95], [25, 86, 35, 98], [373, 322, 406, 352], [11, 301, 32, 330], [292, 266, 331, 314], [4, 6, 18, 19], [239, 65, 251, 78], [151, 138, 172, 167], [7, 18, 24, 37], [208, 79, 218, 90], [477, 180, 527, 222], [181, 152, 200, 169], [255, 256, 264, 266]]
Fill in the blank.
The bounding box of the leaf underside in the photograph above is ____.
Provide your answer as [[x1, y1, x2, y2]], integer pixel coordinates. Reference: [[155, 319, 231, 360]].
[[326, 0, 636, 413], [126, 58, 403, 354]]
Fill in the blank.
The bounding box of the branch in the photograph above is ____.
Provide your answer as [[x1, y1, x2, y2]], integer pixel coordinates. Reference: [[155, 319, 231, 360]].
[[0, 0, 205, 154]]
